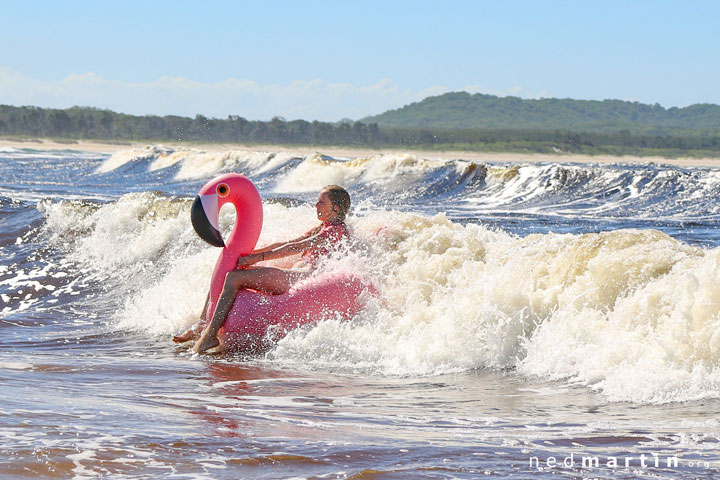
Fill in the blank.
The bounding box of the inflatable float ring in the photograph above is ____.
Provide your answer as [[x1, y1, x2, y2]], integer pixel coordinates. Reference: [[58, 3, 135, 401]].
[[191, 173, 374, 352]]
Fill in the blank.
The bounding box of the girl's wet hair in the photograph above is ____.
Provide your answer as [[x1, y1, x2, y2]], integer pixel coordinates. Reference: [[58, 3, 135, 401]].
[[323, 185, 351, 220]]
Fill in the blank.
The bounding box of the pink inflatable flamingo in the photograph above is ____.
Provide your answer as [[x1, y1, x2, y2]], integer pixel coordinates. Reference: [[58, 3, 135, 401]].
[[191, 173, 373, 352]]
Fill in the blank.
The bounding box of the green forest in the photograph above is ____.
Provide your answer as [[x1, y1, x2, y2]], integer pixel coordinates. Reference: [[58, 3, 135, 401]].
[[363, 92, 720, 134], [3, 97, 720, 157]]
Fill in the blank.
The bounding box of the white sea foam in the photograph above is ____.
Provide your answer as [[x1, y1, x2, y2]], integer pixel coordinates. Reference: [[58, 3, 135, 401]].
[[96, 145, 174, 173], [173, 150, 298, 181], [96, 145, 304, 182], [0, 361, 34, 370], [40, 193, 192, 274], [99, 146, 452, 190], [275, 153, 441, 192], [172, 150, 249, 180], [467, 162, 720, 220], [520, 240, 720, 403], [270, 214, 720, 404], [114, 248, 218, 334]]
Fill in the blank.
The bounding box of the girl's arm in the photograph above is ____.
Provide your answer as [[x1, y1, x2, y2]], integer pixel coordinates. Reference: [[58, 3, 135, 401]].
[[238, 226, 324, 268], [250, 225, 322, 254]]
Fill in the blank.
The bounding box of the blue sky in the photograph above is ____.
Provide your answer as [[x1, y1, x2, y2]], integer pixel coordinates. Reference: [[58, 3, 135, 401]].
[[2, 0, 718, 121]]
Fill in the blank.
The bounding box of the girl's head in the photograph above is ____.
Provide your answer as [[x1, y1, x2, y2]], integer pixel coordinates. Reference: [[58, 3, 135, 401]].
[[317, 185, 351, 222]]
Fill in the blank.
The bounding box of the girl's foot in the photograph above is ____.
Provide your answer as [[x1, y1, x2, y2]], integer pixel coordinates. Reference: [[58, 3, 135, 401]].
[[193, 334, 220, 353], [172, 330, 197, 343], [172, 322, 203, 343]]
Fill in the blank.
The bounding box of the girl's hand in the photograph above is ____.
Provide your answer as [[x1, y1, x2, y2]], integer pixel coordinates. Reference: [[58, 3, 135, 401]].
[[237, 255, 253, 269], [237, 252, 262, 269]]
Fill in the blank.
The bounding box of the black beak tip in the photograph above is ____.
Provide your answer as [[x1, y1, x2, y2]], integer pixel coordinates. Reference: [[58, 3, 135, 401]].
[[191, 196, 225, 247]]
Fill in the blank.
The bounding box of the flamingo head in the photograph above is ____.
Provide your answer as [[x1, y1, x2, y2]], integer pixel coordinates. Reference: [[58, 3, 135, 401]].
[[191, 173, 263, 251]]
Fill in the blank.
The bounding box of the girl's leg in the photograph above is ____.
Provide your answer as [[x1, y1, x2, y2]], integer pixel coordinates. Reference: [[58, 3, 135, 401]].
[[193, 267, 301, 353]]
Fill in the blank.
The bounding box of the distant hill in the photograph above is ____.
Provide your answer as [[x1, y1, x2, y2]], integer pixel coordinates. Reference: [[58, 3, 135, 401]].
[[362, 92, 720, 133]]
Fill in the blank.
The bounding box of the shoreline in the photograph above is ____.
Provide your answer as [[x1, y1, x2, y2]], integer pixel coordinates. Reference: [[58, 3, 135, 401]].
[[3, 137, 720, 168]]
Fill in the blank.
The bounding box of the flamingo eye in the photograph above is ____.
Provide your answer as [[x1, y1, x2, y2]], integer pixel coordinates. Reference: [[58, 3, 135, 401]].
[[217, 184, 229, 197]]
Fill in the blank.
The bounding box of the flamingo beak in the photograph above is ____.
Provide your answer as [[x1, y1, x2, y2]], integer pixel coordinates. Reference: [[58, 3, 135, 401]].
[[191, 195, 225, 247]]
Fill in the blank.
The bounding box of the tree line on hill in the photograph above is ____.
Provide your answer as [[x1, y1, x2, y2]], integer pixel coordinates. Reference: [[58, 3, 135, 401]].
[[0, 105, 383, 146], [363, 92, 720, 134], [2, 104, 720, 157]]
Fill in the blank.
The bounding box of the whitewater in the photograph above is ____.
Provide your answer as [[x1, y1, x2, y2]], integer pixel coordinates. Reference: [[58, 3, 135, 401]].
[[1, 144, 719, 478]]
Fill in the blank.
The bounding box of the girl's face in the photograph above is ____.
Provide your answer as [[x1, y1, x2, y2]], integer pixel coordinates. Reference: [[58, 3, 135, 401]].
[[315, 190, 338, 221]]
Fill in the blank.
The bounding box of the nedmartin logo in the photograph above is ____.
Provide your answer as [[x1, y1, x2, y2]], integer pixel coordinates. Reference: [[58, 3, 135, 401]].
[[530, 453, 713, 471]]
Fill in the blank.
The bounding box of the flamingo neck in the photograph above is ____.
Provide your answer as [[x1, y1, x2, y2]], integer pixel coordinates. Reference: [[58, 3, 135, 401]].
[[206, 204, 259, 321]]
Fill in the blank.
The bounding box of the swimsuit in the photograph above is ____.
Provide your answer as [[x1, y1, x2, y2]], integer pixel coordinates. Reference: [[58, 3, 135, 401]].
[[300, 221, 350, 268]]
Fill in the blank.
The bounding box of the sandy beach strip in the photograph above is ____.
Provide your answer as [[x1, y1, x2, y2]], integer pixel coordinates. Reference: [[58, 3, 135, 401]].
[[2, 137, 720, 168]]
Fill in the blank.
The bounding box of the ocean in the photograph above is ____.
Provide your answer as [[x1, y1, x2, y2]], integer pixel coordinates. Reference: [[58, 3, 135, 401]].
[[1, 145, 719, 479]]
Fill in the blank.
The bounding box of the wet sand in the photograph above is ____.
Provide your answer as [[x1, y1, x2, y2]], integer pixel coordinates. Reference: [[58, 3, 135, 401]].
[[2, 137, 720, 167]]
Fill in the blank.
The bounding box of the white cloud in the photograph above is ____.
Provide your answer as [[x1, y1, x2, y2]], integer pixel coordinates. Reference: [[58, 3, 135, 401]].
[[1, 67, 550, 121], [0, 67, 472, 121], [463, 83, 550, 100], [0, 67, 547, 120]]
